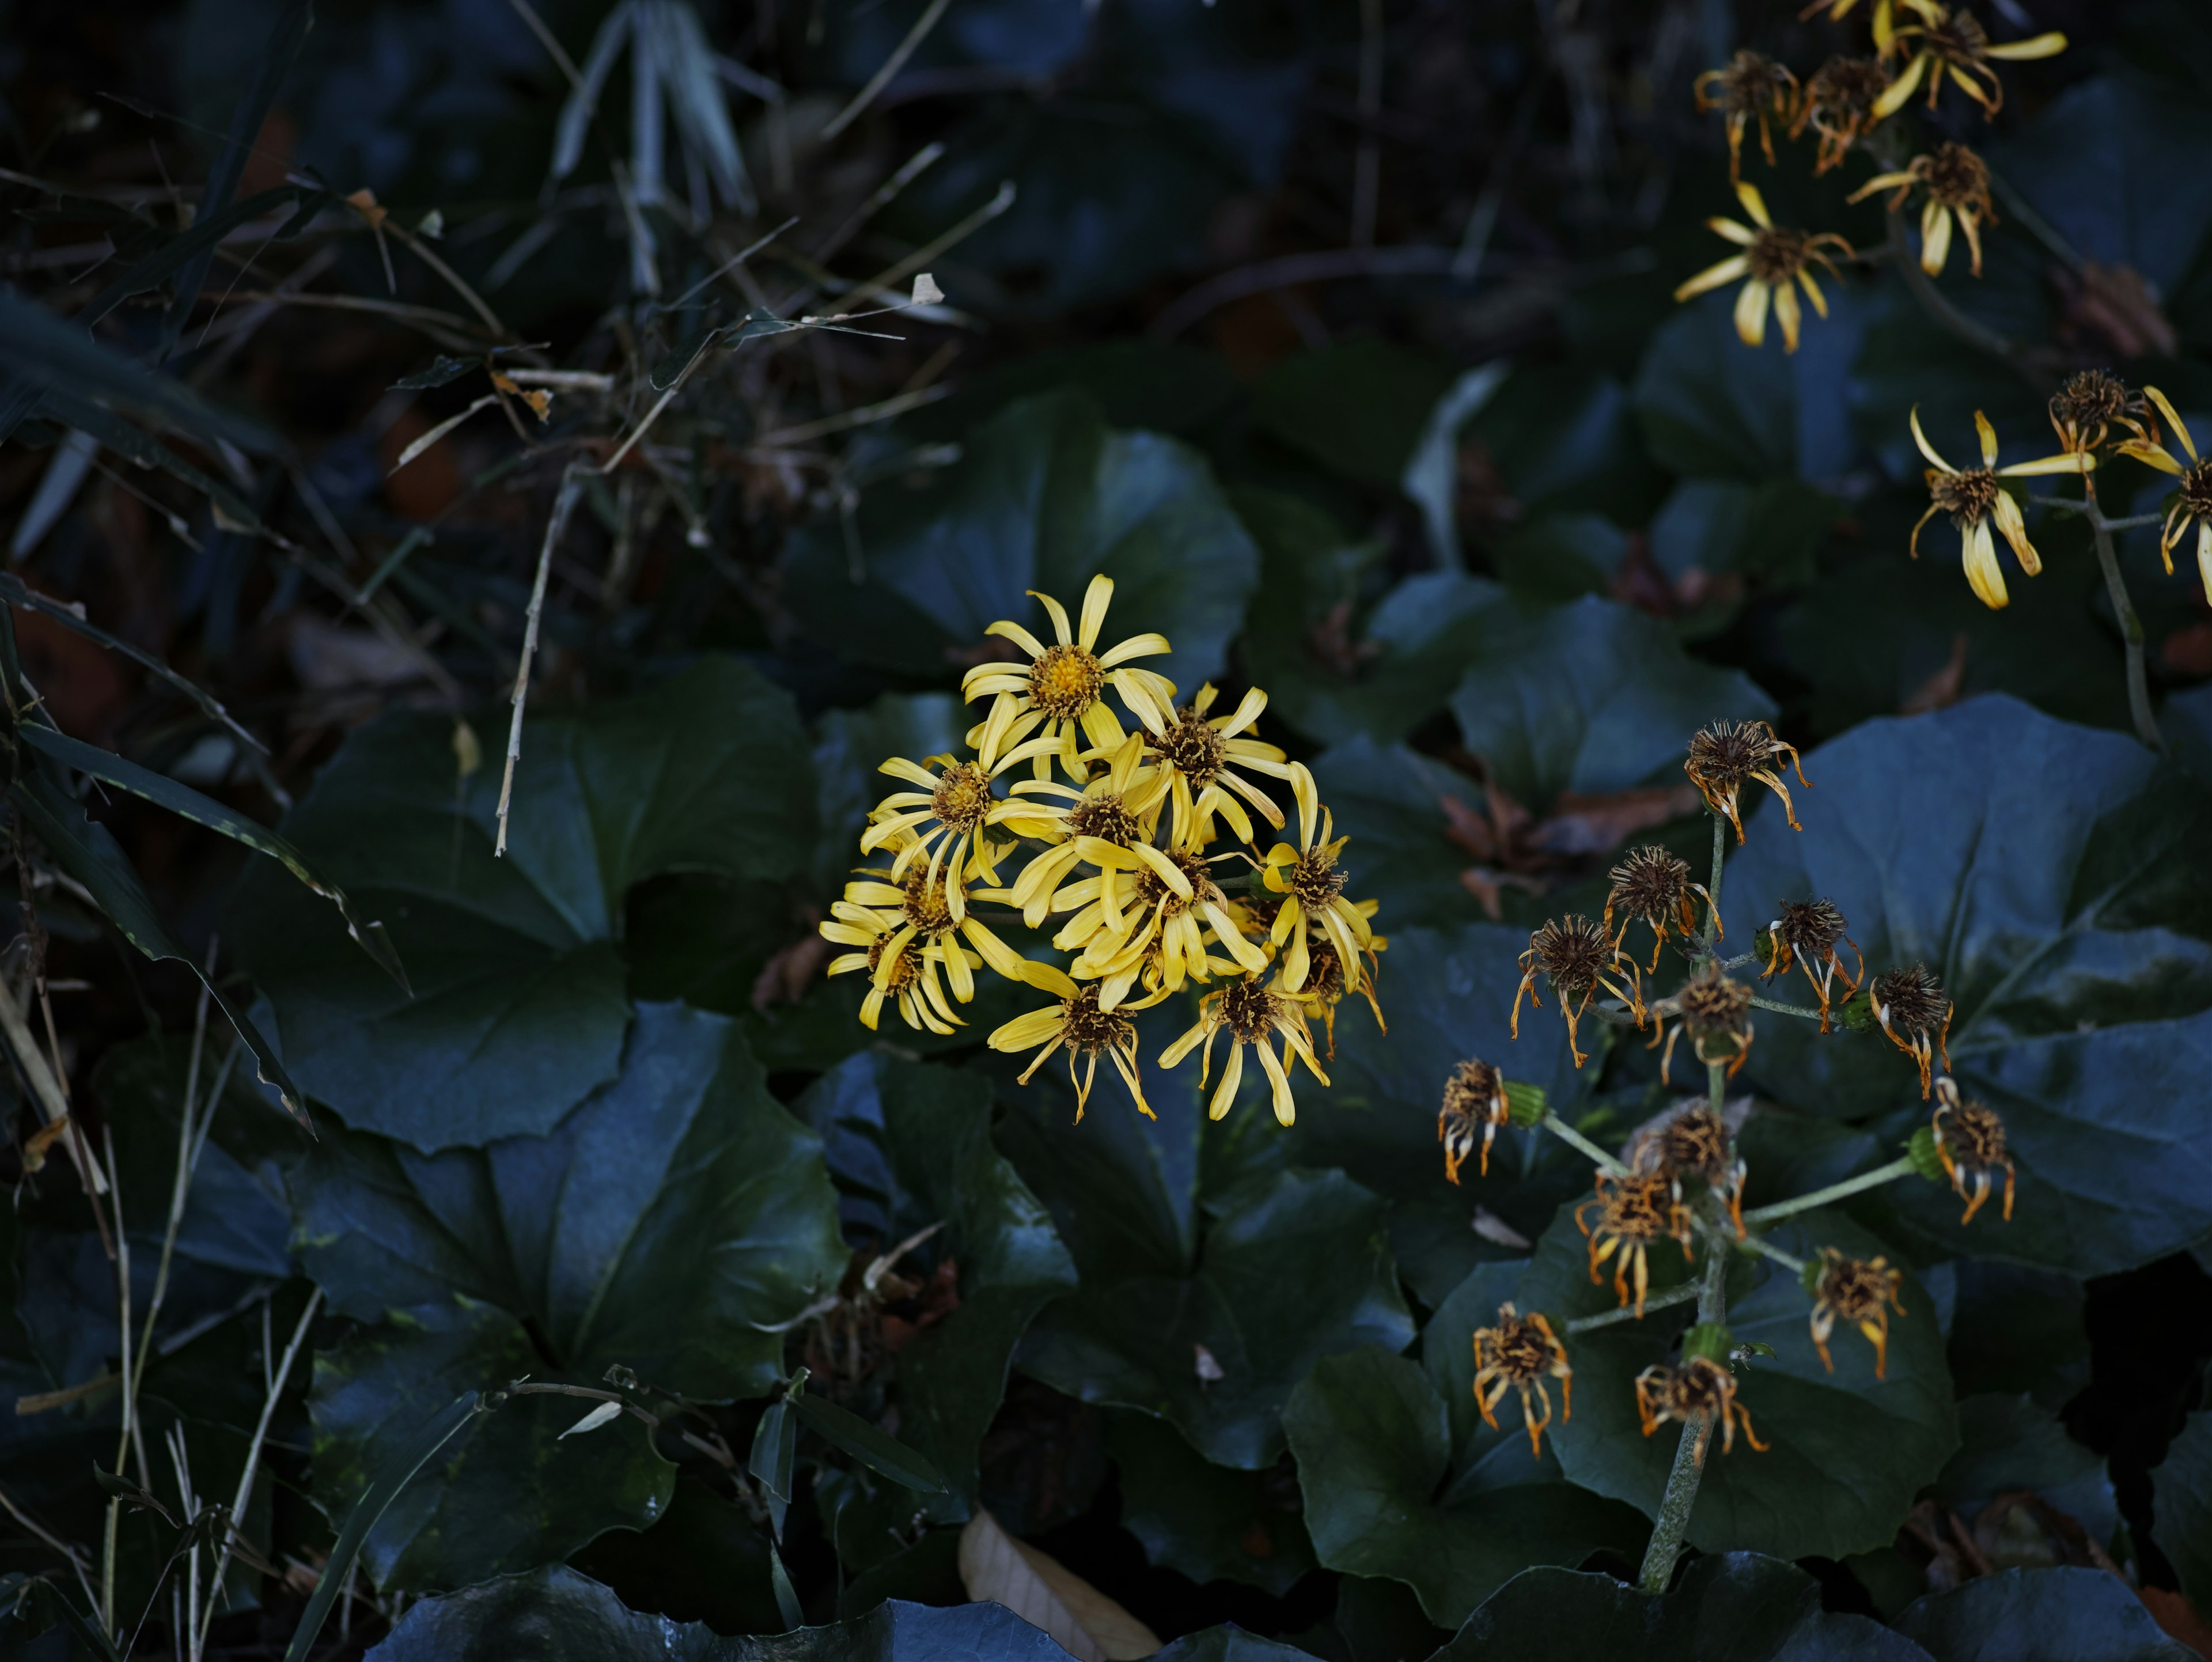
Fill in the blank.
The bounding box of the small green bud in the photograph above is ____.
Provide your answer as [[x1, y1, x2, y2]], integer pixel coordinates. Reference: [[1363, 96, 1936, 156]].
[[1905, 1124, 1947, 1182], [1838, 991, 1880, 1032], [1753, 927, 1777, 968], [1680, 1322, 1733, 1365], [1799, 1256, 1825, 1296], [1503, 1080, 1548, 1127]]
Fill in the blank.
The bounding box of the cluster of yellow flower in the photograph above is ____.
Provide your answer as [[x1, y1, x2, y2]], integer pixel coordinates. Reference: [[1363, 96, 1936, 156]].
[[819, 574, 1384, 1125]]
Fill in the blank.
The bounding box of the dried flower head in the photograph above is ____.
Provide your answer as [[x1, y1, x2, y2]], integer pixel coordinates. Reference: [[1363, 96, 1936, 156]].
[[1576, 1171, 1693, 1318], [1650, 964, 1756, 1085], [1605, 845, 1713, 971], [1472, 1303, 1574, 1457], [2048, 368, 2157, 465], [1810, 1248, 1907, 1377], [1513, 915, 1644, 1069], [1872, 963, 1952, 1098], [1635, 1356, 1768, 1466], [1684, 719, 1809, 843], [1675, 181, 1853, 354], [1633, 1103, 1748, 1236], [1908, 408, 2085, 611], [1693, 52, 1799, 181], [1876, 10, 2068, 121], [1932, 1076, 2016, 1224], [1792, 55, 1891, 172], [2115, 387, 2212, 606], [1764, 898, 1862, 1032], [1849, 143, 1996, 277], [1297, 936, 1387, 1059], [1439, 1058, 1509, 1184]]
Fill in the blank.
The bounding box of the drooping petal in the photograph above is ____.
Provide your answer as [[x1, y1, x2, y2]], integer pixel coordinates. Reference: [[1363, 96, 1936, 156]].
[[982, 620, 1049, 661], [1733, 278, 1771, 348], [2198, 520, 2212, 605], [1990, 488, 2040, 575], [1919, 200, 1952, 277], [1076, 573, 1114, 651], [2142, 387, 2197, 463], [1908, 405, 1953, 473], [1672, 254, 1750, 303], [1254, 1038, 1297, 1127], [1984, 31, 2067, 60], [1961, 520, 2009, 609], [1705, 215, 1760, 247], [1796, 267, 1829, 317], [1208, 1040, 1245, 1121], [1872, 51, 1929, 119], [1773, 279, 1802, 354], [1995, 452, 2100, 479]]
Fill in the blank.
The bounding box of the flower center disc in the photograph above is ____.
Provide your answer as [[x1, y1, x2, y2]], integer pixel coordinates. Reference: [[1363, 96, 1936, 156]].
[[1156, 710, 1227, 786], [1027, 643, 1105, 720], [1747, 227, 1812, 285], [931, 762, 994, 834], [1219, 979, 1279, 1042]]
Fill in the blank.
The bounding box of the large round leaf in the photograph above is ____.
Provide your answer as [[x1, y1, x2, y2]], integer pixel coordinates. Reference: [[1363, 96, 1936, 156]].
[[1106, 1409, 1316, 1596], [302, 1004, 846, 1589], [227, 658, 816, 1148], [1892, 1567, 2197, 1662], [1719, 695, 2212, 1275], [1517, 1201, 1957, 1563], [781, 389, 1259, 690]]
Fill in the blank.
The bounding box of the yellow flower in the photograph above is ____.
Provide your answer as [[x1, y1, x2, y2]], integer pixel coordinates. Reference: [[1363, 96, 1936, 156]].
[[988, 965, 1160, 1122], [1300, 932, 1384, 1059], [1001, 732, 1173, 927], [1874, 7, 2066, 120], [1262, 763, 1375, 1000], [821, 922, 975, 1035], [1066, 842, 1269, 1009], [1158, 974, 1328, 1126], [1146, 683, 1292, 849], [1849, 143, 1996, 277], [1798, 0, 1937, 54], [2114, 385, 2212, 604], [1673, 181, 1852, 354], [823, 852, 1029, 1009], [859, 741, 1053, 915], [1907, 407, 2085, 610], [1691, 51, 1798, 182], [961, 574, 1178, 778]]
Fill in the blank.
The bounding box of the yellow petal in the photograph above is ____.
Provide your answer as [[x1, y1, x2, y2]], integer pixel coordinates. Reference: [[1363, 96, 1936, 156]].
[[2143, 387, 2196, 463], [1028, 588, 1074, 646], [2198, 521, 2212, 607], [1673, 254, 1751, 304], [1706, 216, 1759, 247], [1796, 267, 1829, 318], [1984, 31, 2066, 60], [1732, 179, 1772, 229], [1077, 573, 1114, 651], [1962, 520, 2009, 609], [1973, 410, 1998, 469], [1991, 489, 2040, 575], [1208, 1040, 1245, 1120], [1733, 279, 1770, 348], [1774, 280, 1802, 354], [1920, 200, 1952, 277], [1097, 631, 1169, 668], [1872, 52, 1927, 119], [1908, 406, 1953, 473], [983, 619, 1048, 660], [1022, 961, 1081, 999]]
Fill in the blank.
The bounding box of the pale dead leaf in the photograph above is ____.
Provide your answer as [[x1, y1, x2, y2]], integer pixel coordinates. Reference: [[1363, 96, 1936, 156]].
[[958, 1510, 1161, 1661], [911, 271, 945, 306], [1471, 1206, 1529, 1248], [1192, 1342, 1224, 1383], [556, 1400, 623, 1440]]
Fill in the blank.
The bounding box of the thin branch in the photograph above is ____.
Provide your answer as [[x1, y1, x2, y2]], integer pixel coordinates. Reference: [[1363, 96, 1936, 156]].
[[1539, 1111, 1628, 1176], [495, 469, 586, 857], [821, 0, 955, 142], [1748, 993, 1821, 1020], [1564, 1280, 1699, 1334], [499, 1381, 737, 1471], [1738, 1233, 1808, 1275], [1740, 1154, 1921, 1227]]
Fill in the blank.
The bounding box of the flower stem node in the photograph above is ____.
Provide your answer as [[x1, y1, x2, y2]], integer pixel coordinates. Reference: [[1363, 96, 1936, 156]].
[[1471, 1303, 1574, 1458], [1503, 1079, 1549, 1129], [1679, 1322, 1735, 1367], [1904, 1123, 1948, 1183]]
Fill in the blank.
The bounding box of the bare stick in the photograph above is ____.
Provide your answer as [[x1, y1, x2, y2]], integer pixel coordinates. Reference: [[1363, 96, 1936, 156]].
[[820, 0, 954, 142], [0, 962, 105, 1195], [495, 470, 586, 857], [0, 1479, 99, 1615]]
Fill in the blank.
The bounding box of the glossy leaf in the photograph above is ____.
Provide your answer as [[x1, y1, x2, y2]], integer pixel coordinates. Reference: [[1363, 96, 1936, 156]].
[[227, 657, 816, 1148], [782, 390, 1259, 689], [791, 1392, 949, 1493], [1720, 696, 2212, 1275], [1447, 595, 1776, 813], [1439, 1552, 1931, 1661], [302, 1005, 846, 1590], [1892, 1567, 2196, 1662], [1250, 340, 1456, 491], [1517, 1202, 1957, 1563], [1284, 1344, 1646, 1627], [1105, 1410, 1316, 1596], [1304, 738, 1490, 941]]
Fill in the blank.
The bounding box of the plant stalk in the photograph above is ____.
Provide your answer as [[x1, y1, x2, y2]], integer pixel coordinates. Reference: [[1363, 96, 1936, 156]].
[[1740, 1154, 1919, 1226], [1539, 1111, 1628, 1176], [1638, 1226, 1730, 1593], [2086, 505, 2165, 752]]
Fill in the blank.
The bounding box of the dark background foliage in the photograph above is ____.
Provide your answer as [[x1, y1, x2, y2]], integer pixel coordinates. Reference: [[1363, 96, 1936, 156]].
[[1, 0, 2211, 1657]]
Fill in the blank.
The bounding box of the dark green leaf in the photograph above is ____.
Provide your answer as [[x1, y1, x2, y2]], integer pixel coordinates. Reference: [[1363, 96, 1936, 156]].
[[749, 1401, 796, 1502], [1631, 289, 1861, 483], [781, 390, 1260, 690], [2152, 1411, 2212, 1617], [1647, 478, 1840, 589], [301, 1005, 847, 1589], [390, 356, 482, 392], [20, 725, 407, 993], [1302, 739, 1490, 942], [1283, 1345, 1645, 1627], [1517, 1203, 1957, 1563], [1489, 512, 1633, 604], [1249, 341, 1455, 491], [1892, 1567, 2196, 1661], [790, 1394, 947, 1493], [797, 1054, 1075, 1510], [569, 1475, 785, 1635], [1934, 1394, 2112, 1546], [10, 770, 305, 1126], [1106, 1410, 1316, 1596], [1462, 365, 1666, 527], [1721, 696, 2212, 1274], [82, 186, 308, 331], [1947, 1263, 2089, 1410], [1440, 1552, 1930, 1660], [226, 657, 816, 1148], [1448, 596, 1775, 812]]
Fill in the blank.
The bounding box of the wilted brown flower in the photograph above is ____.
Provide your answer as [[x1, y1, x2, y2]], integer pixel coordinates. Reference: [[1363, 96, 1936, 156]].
[[1872, 963, 1952, 1097], [1810, 1248, 1907, 1377], [1694, 51, 1798, 181], [1792, 56, 1891, 172], [1605, 845, 1713, 972], [1633, 1103, 1748, 1236], [1438, 1058, 1509, 1184], [1576, 1171, 1692, 1318], [1302, 938, 1386, 1061], [1684, 719, 1809, 843], [1635, 1356, 1768, 1466], [2047, 368, 2157, 470], [1876, 10, 2067, 120], [1933, 1076, 2016, 1224], [1764, 898, 1861, 1031], [1513, 915, 1645, 1069], [1472, 1303, 1574, 1457], [1649, 964, 1755, 1085], [1850, 143, 1997, 277], [1673, 182, 1853, 355]]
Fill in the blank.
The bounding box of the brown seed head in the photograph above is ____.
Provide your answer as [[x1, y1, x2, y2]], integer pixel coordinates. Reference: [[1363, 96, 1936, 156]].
[[1685, 720, 1778, 796], [1921, 143, 1992, 213], [1289, 846, 1349, 914], [1697, 50, 1796, 119], [930, 762, 994, 835], [1929, 467, 1999, 528], [1027, 642, 1105, 720], [1939, 1095, 2008, 1167], [1476, 1303, 1562, 1383], [866, 931, 919, 992], [1132, 847, 1220, 917], [902, 869, 954, 938], [1609, 845, 1692, 927], [1774, 898, 1848, 961], [1747, 226, 1817, 286], [1058, 983, 1136, 1055], [1219, 978, 1281, 1043], [1529, 915, 1615, 1000], [1657, 1355, 1735, 1421], [1441, 1058, 1506, 1126], [1676, 964, 1753, 1040], [1305, 941, 1347, 1002], [2049, 368, 2130, 446], [1067, 793, 1140, 847], [1817, 1253, 1900, 1323], [1801, 55, 1886, 125], [1872, 963, 1949, 1036], [1597, 1172, 1680, 1244], [1654, 1104, 1734, 1182], [2181, 459, 2212, 521], [1154, 706, 1228, 788]]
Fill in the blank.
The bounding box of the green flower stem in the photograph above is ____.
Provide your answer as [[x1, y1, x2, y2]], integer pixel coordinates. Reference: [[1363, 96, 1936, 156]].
[[1748, 993, 1820, 1020], [1638, 1225, 1731, 1593], [1540, 1111, 1628, 1176], [1707, 1058, 1725, 1117], [1563, 1280, 1701, 1335], [2023, 493, 2165, 751], [1700, 812, 1726, 961], [1740, 1154, 1920, 1226], [1737, 1233, 1808, 1276]]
